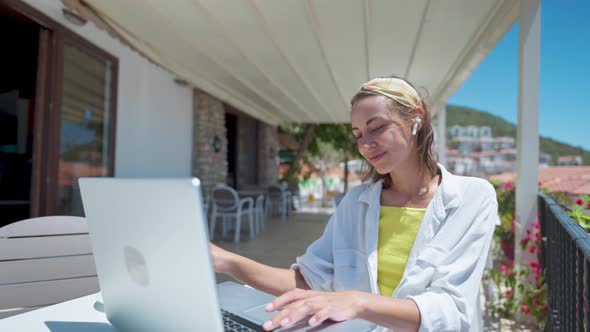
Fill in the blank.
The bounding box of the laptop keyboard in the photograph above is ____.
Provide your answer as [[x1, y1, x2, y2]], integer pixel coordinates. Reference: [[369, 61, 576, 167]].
[[221, 308, 263, 332]]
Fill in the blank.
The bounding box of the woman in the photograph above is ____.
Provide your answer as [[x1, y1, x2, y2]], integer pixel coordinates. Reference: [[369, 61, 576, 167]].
[[210, 76, 498, 331]]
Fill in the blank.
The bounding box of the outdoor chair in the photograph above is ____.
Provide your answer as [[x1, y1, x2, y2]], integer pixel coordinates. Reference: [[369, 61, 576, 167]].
[[254, 194, 266, 233], [209, 184, 255, 243], [0, 216, 99, 319], [202, 191, 211, 222], [265, 185, 292, 222]]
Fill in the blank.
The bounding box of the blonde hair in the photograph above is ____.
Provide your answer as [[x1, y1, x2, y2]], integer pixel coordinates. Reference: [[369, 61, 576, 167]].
[[350, 76, 438, 189]]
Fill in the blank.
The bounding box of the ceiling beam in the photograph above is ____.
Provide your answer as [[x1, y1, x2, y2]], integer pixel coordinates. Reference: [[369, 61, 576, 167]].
[[404, 0, 431, 80], [196, 0, 320, 123], [249, 0, 336, 122], [143, 0, 297, 123], [85, 1, 282, 124], [363, 0, 371, 82], [304, 0, 350, 117]]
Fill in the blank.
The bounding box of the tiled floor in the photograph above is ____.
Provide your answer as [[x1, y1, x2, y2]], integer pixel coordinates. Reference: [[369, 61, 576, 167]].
[[212, 211, 331, 284]]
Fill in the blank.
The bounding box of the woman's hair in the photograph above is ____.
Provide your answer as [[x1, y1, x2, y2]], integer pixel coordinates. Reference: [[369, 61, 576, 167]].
[[350, 76, 438, 189]]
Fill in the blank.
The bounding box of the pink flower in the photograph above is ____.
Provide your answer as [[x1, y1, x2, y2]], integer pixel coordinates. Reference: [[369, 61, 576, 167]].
[[507, 269, 514, 276], [576, 199, 584, 206], [535, 232, 541, 240], [587, 202, 590, 209], [521, 304, 530, 314], [526, 229, 531, 235], [501, 182, 515, 191], [538, 181, 543, 187], [529, 245, 537, 254], [533, 221, 540, 229], [508, 259, 515, 266], [530, 261, 539, 269], [506, 289, 513, 297], [521, 236, 532, 246], [540, 305, 549, 313], [500, 265, 507, 273]]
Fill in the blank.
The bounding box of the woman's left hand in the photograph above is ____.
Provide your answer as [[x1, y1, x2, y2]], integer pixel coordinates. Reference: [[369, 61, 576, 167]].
[[262, 288, 366, 331]]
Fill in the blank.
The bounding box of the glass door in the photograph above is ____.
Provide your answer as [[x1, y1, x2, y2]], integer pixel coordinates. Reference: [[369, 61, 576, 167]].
[[56, 40, 116, 216]]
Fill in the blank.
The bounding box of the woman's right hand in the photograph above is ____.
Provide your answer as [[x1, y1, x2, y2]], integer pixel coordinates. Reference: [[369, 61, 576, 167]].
[[209, 243, 233, 274]]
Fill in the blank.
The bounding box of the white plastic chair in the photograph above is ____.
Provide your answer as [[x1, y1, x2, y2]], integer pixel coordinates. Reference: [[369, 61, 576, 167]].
[[254, 194, 266, 233], [266, 185, 292, 222], [0, 216, 99, 318], [202, 192, 210, 222], [209, 184, 254, 243]]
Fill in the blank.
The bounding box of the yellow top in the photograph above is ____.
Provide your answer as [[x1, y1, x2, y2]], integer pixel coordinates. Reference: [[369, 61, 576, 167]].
[[377, 206, 426, 297]]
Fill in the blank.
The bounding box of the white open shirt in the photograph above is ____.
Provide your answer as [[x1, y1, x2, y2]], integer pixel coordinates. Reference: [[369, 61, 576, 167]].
[[292, 164, 498, 331]]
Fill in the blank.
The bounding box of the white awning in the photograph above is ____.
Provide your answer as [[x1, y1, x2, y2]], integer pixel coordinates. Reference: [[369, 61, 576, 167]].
[[80, 0, 518, 125]]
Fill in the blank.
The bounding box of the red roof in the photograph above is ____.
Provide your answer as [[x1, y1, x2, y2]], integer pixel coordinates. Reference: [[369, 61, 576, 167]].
[[489, 166, 590, 195]]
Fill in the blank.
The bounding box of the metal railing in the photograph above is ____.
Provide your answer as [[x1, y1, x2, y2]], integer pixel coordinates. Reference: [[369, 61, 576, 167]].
[[539, 193, 590, 331]]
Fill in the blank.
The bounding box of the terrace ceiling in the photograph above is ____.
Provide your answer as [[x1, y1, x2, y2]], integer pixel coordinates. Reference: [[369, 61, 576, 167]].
[[74, 0, 518, 125]]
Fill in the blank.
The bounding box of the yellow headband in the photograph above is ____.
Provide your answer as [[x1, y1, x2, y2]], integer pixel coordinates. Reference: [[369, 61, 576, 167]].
[[360, 77, 422, 109]]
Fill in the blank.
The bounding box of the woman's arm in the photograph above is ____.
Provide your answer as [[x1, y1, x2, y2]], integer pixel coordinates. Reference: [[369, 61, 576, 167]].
[[211, 200, 341, 295], [210, 243, 310, 296], [357, 293, 420, 331]]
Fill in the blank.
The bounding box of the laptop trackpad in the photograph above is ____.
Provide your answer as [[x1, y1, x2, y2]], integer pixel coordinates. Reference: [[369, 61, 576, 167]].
[[241, 304, 280, 324]]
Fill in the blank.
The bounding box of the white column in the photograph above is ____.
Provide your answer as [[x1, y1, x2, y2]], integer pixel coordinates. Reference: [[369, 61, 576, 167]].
[[515, 0, 541, 267], [437, 106, 447, 166]]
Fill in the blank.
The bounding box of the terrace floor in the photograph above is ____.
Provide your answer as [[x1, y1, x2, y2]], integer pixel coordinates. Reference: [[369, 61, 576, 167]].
[[213, 208, 332, 284]]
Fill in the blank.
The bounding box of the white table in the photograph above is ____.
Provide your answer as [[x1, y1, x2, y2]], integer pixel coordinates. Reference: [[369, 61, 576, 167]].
[[0, 293, 113, 332], [0, 285, 379, 332]]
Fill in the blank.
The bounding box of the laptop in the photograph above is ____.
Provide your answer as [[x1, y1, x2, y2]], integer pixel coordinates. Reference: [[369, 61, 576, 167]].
[[79, 177, 376, 332]]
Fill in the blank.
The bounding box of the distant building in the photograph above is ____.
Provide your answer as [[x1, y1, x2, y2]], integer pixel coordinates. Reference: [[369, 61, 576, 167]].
[[444, 125, 555, 176], [493, 137, 516, 150], [539, 152, 553, 167], [557, 155, 583, 166], [448, 125, 492, 138]]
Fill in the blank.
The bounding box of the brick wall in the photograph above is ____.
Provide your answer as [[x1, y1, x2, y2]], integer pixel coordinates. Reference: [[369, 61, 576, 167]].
[[192, 89, 279, 193], [257, 123, 280, 187], [191, 89, 227, 195]]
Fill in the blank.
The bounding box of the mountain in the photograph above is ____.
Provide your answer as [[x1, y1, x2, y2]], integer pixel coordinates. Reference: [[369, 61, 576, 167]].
[[445, 105, 590, 165]]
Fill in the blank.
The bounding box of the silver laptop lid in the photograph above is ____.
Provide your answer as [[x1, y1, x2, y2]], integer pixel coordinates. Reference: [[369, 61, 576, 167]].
[[79, 178, 223, 332]]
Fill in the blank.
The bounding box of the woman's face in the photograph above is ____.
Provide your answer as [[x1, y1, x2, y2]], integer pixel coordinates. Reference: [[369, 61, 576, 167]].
[[350, 95, 416, 174]]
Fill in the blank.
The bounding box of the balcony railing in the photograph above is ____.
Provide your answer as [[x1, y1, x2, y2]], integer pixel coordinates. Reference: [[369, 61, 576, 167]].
[[539, 193, 590, 331]]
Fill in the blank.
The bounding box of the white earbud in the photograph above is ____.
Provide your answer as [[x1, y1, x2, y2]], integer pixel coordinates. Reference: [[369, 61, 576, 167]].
[[412, 117, 422, 136]]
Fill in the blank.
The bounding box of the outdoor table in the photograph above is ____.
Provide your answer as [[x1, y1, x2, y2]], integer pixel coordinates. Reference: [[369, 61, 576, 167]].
[[0, 283, 378, 331]]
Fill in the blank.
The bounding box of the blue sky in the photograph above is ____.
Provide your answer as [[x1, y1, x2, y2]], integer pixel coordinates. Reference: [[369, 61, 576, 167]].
[[448, 1, 589, 150]]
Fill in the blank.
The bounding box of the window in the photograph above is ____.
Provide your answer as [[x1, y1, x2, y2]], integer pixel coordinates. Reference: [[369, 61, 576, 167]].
[[57, 41, 116, 216]]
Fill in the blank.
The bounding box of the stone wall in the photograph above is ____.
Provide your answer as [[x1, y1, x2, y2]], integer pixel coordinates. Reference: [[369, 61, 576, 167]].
[[192, 88, 280, 193], [192, 89, 227, 195], [257, 123, 280, 187]]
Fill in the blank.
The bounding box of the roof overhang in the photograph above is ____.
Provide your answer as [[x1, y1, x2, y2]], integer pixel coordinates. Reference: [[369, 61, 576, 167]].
[[70, 0, 519, 125]]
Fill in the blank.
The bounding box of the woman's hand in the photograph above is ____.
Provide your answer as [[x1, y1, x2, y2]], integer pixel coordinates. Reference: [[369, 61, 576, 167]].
[[209, 243, 234, 274], [262, 289, 367, 331]]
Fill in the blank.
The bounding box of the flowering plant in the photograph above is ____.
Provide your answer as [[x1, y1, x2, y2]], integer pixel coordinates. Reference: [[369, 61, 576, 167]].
[[568, 195, 590, 231], [488, 181, 548, 329]]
